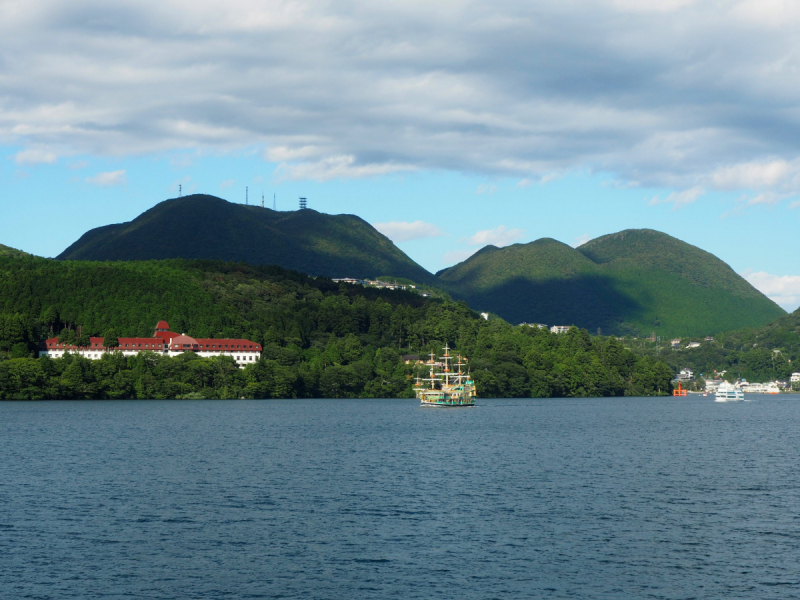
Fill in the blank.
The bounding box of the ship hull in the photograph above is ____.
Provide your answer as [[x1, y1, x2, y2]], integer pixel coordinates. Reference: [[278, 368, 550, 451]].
[[420, 399, 475, 407]]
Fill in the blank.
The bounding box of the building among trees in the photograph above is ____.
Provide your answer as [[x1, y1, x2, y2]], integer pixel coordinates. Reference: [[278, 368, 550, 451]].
[[40, 321, 262, 367]]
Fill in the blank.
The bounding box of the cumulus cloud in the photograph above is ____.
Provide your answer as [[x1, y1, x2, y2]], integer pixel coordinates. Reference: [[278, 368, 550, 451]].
[[14, 149, 57, 165], [85, 170, 127, 187], [373, 220, 445, 242], [742, 269, 800, 312], [467, 225, 524, 247], [3, 0, 800, 200]]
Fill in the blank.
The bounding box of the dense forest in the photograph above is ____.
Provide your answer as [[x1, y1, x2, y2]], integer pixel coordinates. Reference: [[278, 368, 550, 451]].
[[0, 254, 673, 400]]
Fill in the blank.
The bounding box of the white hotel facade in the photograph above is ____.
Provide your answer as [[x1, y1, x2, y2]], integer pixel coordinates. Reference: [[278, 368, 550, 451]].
[[40, 321, 262, 367]]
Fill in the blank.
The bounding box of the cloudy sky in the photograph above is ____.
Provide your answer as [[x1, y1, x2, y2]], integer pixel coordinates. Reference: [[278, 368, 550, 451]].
[[2, 0, 799, 309]]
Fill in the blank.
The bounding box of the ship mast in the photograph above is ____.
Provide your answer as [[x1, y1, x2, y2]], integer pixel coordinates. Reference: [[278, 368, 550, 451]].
[[442, 344, 451, 386]]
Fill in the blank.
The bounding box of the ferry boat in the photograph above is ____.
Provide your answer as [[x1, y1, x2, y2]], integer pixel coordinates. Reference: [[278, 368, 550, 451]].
[[715, 381, 745, 402], [415, 345, 476, 407]]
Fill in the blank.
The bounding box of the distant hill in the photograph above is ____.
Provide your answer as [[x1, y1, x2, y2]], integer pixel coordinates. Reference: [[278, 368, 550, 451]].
[[438, 229, 785, 337], [57, 194, 435, 283]]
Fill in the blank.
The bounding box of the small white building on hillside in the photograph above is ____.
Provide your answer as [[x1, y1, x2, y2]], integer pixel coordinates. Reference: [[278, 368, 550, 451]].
[[550, 325, 571, 334]]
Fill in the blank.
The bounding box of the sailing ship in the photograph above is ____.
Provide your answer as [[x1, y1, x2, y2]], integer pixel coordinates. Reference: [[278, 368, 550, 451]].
[[414, 344, 476, 407]]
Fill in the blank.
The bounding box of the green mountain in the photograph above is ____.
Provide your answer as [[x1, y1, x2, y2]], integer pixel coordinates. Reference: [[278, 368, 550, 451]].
[[0, 243, 29, 257], [438, 229, 785, 337], [57, 194, 435, 283]]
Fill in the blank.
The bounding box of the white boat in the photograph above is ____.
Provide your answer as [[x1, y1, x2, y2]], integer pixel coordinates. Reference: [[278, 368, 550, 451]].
[[715, 381, 744, 402]]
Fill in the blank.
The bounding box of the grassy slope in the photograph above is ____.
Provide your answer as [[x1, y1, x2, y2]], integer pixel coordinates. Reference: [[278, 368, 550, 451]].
[[57, 194, 436, 284], [438, 230, 785, 337]]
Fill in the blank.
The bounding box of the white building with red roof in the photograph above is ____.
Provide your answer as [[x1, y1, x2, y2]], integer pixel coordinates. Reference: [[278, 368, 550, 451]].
[[40, 321, 262, 367]]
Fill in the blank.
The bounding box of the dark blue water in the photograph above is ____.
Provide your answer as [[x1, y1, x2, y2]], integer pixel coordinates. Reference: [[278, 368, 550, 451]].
[[2, 396, 800, 599]]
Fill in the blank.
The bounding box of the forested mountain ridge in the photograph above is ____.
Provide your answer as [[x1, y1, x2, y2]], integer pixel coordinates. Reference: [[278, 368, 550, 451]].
[[54, 196, 782, 338], [57, 194, 436, 284], [438, 229, 784, 337], [0, 254, 673, 399], [0, 243, 29, 257]]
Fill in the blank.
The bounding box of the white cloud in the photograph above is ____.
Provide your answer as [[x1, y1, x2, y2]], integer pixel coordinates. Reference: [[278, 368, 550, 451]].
[[790, 200, 800, 209], [742, 269, 800, 312], [275, 155, 416, 181], [373, 220, 445, 242], [730, 0, 800, 28], [476, 184, 497, 195], [650, 186, 705, 209], [85, 170, 126, 187], [610, 0, 698, 13], [3, 0, 800, 201], [467, 225, 524, 247], [572, 234, 592, 248], [710, 159, 799, 190], [14, 149, 57, 165]]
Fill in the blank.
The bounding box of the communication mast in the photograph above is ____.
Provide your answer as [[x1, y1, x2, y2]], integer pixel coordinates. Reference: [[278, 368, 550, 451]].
[[179, 184, 182, 197], [261, 193, 264, 209], [246, 186, 249, 205], [273, 193, 276, 211], [299, 197, 307, 209]]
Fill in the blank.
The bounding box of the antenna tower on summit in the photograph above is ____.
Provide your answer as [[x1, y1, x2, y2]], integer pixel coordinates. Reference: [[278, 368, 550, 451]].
[[273, 193, 276, 210], [179, 184, 182, 197], [261, 193, 264, 208], [299, 197, 307, 210], [246, 186, 249, 205]]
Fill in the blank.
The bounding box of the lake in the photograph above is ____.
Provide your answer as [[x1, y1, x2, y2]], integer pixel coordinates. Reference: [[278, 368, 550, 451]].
[[2, 396, 800, 599]]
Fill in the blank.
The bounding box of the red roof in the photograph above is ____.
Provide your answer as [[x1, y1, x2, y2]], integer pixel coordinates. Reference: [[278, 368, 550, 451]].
[[169, 334, 199, 348], [44, 331, 261, 353], [196, 339, 262, 351], [118, 338, 167, 349], [156, 321, 170, 330], [45, 336, 166, 349], [155, 331, 179, 341]]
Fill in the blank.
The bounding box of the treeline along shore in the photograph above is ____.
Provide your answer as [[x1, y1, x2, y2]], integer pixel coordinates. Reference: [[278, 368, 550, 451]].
[[0, 254, 673, 400]]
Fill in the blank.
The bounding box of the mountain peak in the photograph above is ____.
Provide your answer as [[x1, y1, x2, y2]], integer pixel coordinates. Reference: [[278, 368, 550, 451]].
[[57, 194, 434, 283], [438, 228, 784, 336]]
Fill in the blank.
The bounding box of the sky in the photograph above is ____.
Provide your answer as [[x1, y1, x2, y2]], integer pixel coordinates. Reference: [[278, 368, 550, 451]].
[[1, 0, 799, 311]]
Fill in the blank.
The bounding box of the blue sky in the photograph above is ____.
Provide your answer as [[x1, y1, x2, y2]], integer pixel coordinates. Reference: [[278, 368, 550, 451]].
[[1, 0, 799, 310]]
